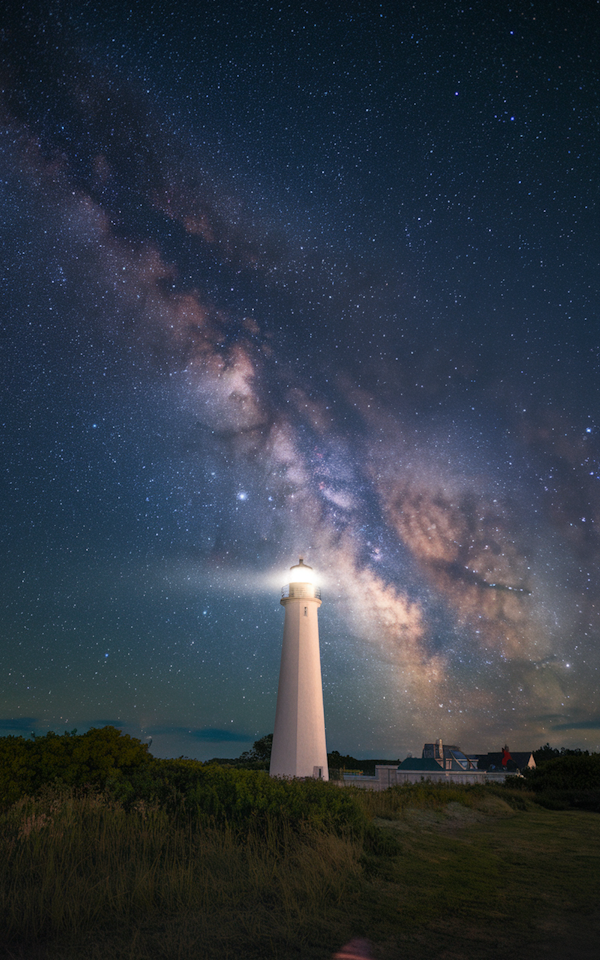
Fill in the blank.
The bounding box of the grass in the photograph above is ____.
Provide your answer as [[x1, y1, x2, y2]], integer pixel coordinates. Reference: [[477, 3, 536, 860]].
[[0, 789, 362, 959], [351, 779, 535, 818], [357, 805, 600, 958], [1, 782, 599, 960]]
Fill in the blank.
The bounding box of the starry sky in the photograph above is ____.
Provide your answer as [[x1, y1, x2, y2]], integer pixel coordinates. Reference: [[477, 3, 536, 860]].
[[1, 0, 599, 761]]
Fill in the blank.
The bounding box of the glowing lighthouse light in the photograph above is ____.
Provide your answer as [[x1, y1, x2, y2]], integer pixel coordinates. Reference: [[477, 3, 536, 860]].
[[269, 558, 329, 780], [288, 561, 315, 585]]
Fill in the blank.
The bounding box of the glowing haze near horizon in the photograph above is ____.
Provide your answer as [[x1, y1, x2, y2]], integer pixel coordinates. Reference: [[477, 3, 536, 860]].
[[1, 1, 599, 760]]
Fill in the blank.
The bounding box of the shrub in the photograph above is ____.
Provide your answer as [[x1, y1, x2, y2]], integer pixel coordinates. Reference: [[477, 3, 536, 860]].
[[520, 754, 600, 811], [522, 754, 600, 793], [0, 728, 151, 806], [111, 759, 369, 835]]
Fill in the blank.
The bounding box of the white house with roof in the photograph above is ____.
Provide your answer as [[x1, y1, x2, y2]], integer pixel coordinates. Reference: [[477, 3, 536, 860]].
[[341, 739, 535, 791]]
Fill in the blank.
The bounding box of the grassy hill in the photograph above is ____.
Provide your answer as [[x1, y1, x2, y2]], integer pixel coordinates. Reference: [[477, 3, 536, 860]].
[[2, 776, 599, 959]]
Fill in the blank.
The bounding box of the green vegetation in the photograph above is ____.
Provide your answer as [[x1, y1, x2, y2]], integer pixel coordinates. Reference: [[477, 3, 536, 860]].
[[520, 752, 600, 810], [110, 758, 369, 835], [1, 788, 364, 959], [0, 727, 151, 804], [327, 751, 401, 777], [1, 731, 599, 958], [2, 781, 599, 959], [207, 736, 399, 776], [533, 742, 590, 764], [350, 779, 535, 818], [207, 733, 273, 770]]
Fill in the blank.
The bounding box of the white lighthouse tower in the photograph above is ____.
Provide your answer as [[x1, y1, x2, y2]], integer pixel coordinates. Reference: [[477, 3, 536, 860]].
[[269, 558, 329, 780]]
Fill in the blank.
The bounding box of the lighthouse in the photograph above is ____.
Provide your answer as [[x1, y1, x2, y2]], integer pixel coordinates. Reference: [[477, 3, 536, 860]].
[[269, 558, 329, 780]]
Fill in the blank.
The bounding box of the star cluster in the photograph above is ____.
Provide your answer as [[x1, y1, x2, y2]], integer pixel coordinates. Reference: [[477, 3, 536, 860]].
[[1, 0, 599, 759]]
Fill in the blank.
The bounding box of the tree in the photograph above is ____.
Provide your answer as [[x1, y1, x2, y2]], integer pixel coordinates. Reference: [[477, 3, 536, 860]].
[[237, 734, 273, 767], [533, 743, 588, 765], [249, 734, 273, 763]]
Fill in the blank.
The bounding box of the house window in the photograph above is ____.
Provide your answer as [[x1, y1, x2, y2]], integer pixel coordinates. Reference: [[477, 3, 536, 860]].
[[304, 606, 308, 616]]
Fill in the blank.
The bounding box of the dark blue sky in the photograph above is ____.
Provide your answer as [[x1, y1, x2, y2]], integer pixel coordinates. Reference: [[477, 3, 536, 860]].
[[1, 0, 599, 759]]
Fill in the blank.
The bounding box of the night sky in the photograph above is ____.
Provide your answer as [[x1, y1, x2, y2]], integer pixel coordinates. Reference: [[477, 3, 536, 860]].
[[1, 0, 599, 761]]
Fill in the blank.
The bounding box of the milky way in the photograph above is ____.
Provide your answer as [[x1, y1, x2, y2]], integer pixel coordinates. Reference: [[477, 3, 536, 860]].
[[1, 1, 599, 759]]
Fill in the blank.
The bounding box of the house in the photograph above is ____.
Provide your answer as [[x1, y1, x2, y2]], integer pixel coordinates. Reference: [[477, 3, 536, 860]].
[[341, 738, 533, 791], [421, 739, 479, 770], [474, 749, 536, 773]]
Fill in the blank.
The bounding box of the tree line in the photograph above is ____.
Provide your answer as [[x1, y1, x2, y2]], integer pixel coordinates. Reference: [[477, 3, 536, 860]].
[[1, 728, 598, 811]]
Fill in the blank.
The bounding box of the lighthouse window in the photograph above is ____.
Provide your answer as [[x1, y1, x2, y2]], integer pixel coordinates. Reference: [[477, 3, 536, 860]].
[[304, 606, 308, 616]]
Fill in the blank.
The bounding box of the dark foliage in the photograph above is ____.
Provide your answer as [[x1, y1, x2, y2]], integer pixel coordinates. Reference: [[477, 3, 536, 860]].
[[533, 743, 590, 765], [522, 753, 600, 810], [110, 758, 369, 835], [0, 729, 368, 836], [0, 727, 151, 805], [327, 751, 401, 776], [207, 733, 273, 769]]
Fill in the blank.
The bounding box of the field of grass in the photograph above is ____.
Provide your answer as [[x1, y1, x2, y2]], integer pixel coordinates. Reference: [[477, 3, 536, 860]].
[[1, 781, 599, 960]]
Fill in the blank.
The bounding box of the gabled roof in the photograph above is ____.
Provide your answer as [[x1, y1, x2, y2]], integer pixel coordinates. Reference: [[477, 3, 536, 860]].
[[398, 757, 443, 771], [476, 752, 535, 770]]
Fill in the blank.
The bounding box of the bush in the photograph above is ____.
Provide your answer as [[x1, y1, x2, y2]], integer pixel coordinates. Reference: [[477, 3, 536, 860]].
[[523, 754, 600, 793], [111, 759, 369, 835], [0, 728, 151, 805], [521, 754, 600, 810], [0, 730, 369, 837]]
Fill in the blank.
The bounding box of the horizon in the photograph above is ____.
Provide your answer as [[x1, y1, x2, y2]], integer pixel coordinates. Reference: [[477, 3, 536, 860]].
[[0, 720, 589, 764]]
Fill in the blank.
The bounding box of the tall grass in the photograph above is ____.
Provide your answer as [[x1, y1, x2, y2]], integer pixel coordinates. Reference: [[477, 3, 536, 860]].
[[0, 789, 362, 958], [350, 780, 534, 820], [2, 780, 598, 959]]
